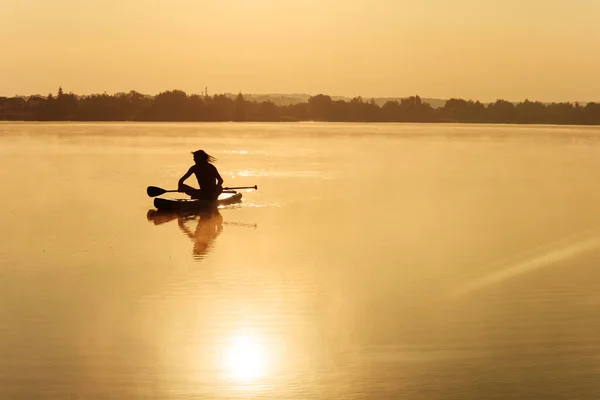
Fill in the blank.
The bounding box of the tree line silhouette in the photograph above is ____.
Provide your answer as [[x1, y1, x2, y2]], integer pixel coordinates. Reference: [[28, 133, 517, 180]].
[[5, 88, 600, 125]]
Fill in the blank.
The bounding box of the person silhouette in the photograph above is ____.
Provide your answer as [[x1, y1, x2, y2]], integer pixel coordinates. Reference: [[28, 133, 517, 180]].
[[146, 209, 224, 260], [178, 150, 224, 200], [177, 210, 224, 260]]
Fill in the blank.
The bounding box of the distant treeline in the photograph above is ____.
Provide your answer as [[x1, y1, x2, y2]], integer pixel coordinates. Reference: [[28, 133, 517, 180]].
[[3, 88, 600, 125]]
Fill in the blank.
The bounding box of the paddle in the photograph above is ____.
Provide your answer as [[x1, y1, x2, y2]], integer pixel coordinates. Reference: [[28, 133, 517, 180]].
[[146, 185, 258, 197]]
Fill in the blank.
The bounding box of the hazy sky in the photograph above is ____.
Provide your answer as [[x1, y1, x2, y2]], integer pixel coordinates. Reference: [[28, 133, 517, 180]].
[[2, 0, 599, 101]]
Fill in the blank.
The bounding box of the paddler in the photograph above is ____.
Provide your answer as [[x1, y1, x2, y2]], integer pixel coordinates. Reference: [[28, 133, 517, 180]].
[[178, 150, 224, 200]]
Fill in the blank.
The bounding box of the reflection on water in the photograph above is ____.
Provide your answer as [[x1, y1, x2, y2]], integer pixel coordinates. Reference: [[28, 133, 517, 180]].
[[147, 209, 224, 260], [221, 334, 266, 381], [4, 123, 600, 399], [453, 226, 600, 297]]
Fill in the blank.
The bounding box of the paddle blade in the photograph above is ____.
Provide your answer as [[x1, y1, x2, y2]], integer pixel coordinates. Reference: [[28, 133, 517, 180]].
[[147, 186, 167, 197]]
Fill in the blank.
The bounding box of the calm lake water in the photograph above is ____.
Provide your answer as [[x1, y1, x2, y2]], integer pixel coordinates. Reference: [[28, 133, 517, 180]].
[[2, 122, 600, 399]]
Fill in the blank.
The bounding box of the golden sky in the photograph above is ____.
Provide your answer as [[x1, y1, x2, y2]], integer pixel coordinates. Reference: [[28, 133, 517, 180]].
[[2, 0, 599, 101]]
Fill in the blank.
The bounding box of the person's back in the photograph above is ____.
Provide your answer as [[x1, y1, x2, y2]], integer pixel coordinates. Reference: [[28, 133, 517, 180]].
[[178, 150, 224, 200], [193, 162, 219, 191]]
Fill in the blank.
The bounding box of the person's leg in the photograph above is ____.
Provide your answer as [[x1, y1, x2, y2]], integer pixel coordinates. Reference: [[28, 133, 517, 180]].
[[197, 190, 213, 201], [198, 187, 221, 201], [180, 184, 202, 199]]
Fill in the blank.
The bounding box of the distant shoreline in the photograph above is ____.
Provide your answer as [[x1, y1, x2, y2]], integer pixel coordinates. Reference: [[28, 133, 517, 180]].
[[1, 89, 599, 125]]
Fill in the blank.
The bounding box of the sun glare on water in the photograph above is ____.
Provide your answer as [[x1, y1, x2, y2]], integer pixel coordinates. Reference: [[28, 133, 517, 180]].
[[222, 335, 265, 381]]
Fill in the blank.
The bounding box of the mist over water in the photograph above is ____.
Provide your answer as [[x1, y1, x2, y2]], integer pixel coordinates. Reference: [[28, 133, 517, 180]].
[[2, 122, 600, 399]]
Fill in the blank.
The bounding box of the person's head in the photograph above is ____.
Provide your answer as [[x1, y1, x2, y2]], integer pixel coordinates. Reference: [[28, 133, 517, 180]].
[[192, 150, 216, 164]]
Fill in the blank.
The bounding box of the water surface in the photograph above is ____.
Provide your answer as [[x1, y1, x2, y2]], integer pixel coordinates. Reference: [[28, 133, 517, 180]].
[[2, 122, 600, 399]]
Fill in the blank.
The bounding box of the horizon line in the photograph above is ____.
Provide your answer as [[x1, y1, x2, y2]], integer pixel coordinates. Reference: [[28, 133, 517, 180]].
[[1, 89, 597, 105]]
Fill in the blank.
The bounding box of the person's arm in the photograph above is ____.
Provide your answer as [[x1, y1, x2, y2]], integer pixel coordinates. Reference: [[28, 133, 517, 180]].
[[178, 166, 194, 191], [177, 217, 195, 239]]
